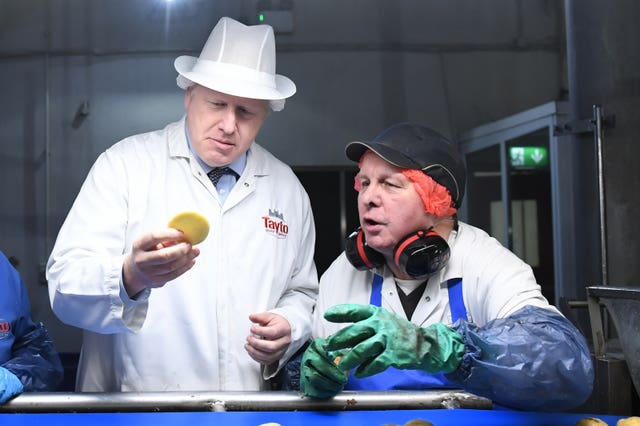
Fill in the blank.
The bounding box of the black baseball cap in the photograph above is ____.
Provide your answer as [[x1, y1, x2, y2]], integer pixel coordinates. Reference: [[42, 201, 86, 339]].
[[345, 122, 466, 208]]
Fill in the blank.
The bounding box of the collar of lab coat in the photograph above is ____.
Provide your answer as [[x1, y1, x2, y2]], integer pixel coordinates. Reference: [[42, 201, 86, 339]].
[[166, 115, 271, 178]]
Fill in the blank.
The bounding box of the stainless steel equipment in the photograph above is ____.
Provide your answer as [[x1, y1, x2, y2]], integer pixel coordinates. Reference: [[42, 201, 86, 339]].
[[587, 286, 640, 398], [0, 390, 492, 413]]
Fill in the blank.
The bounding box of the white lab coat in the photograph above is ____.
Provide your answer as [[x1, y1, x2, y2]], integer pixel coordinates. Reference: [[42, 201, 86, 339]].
[[47, 117, 318, 392], [313, 221, 557, 338], [312, 222, 594, 411]]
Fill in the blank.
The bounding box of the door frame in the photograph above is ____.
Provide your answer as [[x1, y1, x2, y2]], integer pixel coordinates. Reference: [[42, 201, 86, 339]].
[[457, 101, 573, 305]]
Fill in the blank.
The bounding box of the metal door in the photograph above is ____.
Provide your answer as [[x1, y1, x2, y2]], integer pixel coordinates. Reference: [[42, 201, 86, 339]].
[[458, 101, 570, 305]]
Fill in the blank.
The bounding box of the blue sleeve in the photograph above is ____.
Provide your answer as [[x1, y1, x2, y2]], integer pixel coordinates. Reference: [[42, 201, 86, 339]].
[[446, 305, 594, 411], [3, 322, 64, 391], [0, 253, 64, 391]]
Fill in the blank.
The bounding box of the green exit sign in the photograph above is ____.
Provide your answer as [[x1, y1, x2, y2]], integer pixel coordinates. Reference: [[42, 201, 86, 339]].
[[509, 146, 549, 169]]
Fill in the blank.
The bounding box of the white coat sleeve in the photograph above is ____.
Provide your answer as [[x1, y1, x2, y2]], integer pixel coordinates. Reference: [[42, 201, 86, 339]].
[[312, 253, 346, 340], [46, 149, 149, 334]]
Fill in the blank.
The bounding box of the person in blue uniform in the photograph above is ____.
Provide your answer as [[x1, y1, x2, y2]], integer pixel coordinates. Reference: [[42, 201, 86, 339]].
[[0, 251, 63, 403], [300, 123, 594, 411]]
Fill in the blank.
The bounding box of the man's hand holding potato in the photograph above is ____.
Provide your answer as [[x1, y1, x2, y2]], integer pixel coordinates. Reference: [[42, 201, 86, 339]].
[[122, 211, 209, 297], [122, 228, 200, 297]]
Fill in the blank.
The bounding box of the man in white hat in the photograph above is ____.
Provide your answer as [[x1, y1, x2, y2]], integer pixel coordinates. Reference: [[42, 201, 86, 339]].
[[46, 17, 318, 392]]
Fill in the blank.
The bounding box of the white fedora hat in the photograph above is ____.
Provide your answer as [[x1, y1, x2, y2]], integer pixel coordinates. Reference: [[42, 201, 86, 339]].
[[174, 17, 296, 111]]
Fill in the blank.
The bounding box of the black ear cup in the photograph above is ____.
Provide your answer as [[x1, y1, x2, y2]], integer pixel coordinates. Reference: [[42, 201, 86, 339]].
[[344, 228, 385, 270], [393, 229, 450, 279], [345, 228, 450, 278]]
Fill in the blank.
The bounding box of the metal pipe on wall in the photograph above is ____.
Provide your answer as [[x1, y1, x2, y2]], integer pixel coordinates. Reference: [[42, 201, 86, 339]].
[[44, 0, 53, 268], [44, 53, 51, 259], [593, 105, 608, 286]]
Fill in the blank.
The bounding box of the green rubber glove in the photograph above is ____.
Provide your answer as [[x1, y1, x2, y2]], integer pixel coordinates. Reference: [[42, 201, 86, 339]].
[[300, 338, 348, 398], [324, 304, 465, 378]]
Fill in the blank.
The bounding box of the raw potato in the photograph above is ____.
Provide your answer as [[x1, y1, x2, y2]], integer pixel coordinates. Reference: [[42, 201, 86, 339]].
[[168, 211, 210, 245], [576, 417, 608, 426], [405, 420, 434, 426], [381, 422, 434, 426], [333, 355, 349, 376], [618, 417, 640, 426]]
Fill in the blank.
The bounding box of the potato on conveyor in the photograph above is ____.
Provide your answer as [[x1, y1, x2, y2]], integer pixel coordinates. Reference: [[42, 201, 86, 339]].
[[405, 420, 434, 426], [168, 211, 210, 245], [576, 417, 608, 426], [618, 417, 640, 426]]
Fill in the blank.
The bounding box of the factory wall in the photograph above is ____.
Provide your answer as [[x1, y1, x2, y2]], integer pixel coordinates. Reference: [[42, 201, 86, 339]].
[[2, 0, 569, 353]]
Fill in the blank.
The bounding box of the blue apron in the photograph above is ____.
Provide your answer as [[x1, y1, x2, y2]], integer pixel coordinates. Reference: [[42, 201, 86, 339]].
[[345, 274, 466, 390]]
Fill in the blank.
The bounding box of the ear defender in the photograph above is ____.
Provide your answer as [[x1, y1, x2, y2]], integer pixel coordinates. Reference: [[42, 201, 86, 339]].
[[344, 228, 450, 279], [393, 229, 450, 279], [344, 228, 385, 270]]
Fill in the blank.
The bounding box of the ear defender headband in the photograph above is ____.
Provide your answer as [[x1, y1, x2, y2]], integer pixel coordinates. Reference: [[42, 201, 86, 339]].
[[344, 227, 450, 279]]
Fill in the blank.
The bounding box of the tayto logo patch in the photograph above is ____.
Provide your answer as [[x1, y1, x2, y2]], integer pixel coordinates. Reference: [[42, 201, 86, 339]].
[[0, 320, 11, 339], [262, 208, 289, 239]]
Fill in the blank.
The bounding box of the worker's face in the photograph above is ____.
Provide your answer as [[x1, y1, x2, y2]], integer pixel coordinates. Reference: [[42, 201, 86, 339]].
[[356, 151, 433, 258], [184, 85, 269, 167]]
